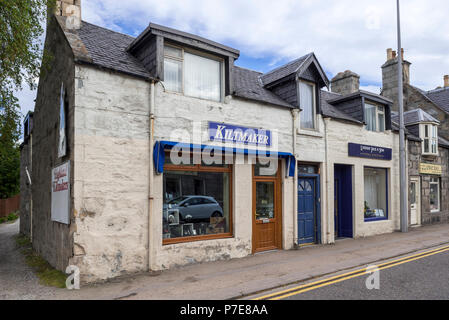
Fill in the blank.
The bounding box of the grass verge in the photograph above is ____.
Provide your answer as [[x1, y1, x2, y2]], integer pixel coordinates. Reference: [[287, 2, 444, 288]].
[[15, 234, 67, 288], [0, 212, 19, 224]]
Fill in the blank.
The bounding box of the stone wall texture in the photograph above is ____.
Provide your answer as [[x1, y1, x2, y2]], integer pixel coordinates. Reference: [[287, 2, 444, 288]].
[[29, 16, 75, 271], [408, 140, 449, 225]]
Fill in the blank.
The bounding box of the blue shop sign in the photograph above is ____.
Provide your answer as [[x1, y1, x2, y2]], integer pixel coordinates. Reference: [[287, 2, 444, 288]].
[[209, 122, 272, 146], [348, 143, 392, 161]]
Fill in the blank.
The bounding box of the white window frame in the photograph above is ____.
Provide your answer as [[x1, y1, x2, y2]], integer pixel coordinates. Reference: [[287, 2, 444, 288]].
[[298, 80, 317, 131], [364, 102, 386, 133], [430, 177, 440, 213], [163, 43, 225, 102], [420, 123, 439, 156]]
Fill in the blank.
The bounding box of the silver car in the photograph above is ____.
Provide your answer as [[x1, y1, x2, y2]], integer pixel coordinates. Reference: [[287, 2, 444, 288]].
[[164, 196, 223, 222]]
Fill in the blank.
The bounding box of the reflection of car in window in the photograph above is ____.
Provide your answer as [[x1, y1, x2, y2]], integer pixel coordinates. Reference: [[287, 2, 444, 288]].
[[163, 195, 223, 222]]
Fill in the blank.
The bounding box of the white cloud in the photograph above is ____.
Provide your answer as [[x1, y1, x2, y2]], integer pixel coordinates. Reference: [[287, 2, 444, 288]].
[[81, 0, 449, 91], [17, 0, 449, 116]]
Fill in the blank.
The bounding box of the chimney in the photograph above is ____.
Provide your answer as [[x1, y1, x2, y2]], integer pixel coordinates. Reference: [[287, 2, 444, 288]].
[[387, 48, 393, 61], [381, 48, 412, 112], [330, 70, 360, 95], [54, 0, 81, 29], [445, 75, 449, 88]]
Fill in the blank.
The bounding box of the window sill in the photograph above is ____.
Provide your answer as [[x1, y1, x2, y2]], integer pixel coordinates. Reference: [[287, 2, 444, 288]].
[[364, 217, 388, 222], [163, 233, 234, 245], [422, 153, 439, 157], [297, 128, 323, 138]]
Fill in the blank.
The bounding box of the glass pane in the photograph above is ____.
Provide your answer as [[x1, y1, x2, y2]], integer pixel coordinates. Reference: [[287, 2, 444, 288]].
[[254, 160, 278, 177], [365, 104, 377, 132], [184, 52, 221, 101], [255, 182, 275, 220], [364, 167, 387, 219], [164, 58, 182, 92], [378, 113, 385, 132], [299, 82, 314, 129], [165, 45, 182, 58], [298, 165, 318, 174], [430, 180, 440, 212], [432, 126, 437, 138], [163, 170, 230, 240], [410, 182, 416, 204], [424, 139, 430, 153], [425, 125, 429, 138]]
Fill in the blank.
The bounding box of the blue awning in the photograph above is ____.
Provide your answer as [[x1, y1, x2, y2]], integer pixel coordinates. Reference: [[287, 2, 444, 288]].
[[154, 140, 296, 177]]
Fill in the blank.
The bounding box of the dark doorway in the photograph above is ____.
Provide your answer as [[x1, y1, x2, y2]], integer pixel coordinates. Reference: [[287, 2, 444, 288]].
[[334, 164, 353, 238]]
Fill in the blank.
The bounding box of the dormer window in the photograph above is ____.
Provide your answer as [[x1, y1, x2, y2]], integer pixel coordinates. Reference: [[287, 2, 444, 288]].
[[163, 44, 223, 102], [365, 103, 385, 132], [420, 124, 438, 155], [299, 81, 316, 130]]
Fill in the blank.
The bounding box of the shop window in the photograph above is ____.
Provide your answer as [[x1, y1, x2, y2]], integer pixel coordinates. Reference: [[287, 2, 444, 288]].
[[421, 124, 438, 155], [364, 167, 388, 221], [364, 103, 385, 132], [430, 177, 440, 212], [299, 81, 316, 130], [162, 158, 232, 244], [163, 44, 223, 102]]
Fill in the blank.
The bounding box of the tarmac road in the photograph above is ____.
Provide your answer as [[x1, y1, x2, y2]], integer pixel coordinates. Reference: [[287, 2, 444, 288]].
[[253, 246, 449, 300]]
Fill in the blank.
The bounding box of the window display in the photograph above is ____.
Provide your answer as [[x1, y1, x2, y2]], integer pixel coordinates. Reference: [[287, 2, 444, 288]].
[[162, 157, 232, 243], [364, 167, 388, 221]]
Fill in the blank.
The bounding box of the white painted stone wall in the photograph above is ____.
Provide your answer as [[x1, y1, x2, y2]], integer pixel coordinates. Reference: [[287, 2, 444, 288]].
[[295, 115, 328, 244], [70, 66, 151, 282], [324, 119, 401, 242], [150, 83, 296, 270], [69, 69, 296, 281]]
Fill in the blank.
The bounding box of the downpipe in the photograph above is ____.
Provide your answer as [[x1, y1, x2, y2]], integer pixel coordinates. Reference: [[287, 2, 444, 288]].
[[148, 80, 155, 271]]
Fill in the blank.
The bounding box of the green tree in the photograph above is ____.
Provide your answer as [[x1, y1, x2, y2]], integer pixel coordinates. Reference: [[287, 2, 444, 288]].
[[0, 104, 21, 198], [0, 0, 56, 198]]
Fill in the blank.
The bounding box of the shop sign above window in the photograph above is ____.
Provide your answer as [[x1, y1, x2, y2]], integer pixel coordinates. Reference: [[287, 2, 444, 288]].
[[348, 143, 392, 161], [209, 122, 272, 147], [419, 163, 442, 175]]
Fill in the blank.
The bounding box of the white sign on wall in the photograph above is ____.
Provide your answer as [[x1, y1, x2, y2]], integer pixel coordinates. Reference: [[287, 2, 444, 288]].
[[51, 161, 70, 224]]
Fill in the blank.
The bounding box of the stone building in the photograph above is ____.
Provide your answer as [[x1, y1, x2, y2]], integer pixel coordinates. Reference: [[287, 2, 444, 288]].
[[20, 0, 403, 283], [391, 109, 449, 226], [381, 49, 449, 226]]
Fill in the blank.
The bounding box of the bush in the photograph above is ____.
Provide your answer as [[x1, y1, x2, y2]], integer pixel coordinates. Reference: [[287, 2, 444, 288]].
[[7, 212, 18, 221], [0, 211, 19, 224]]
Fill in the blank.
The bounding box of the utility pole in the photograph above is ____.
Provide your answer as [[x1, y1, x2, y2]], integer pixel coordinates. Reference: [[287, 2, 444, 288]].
[[397, 0, 408, 232]]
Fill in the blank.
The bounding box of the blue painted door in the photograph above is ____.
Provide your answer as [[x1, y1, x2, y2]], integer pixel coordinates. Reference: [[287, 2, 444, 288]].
[[298, 178, 316, 244]]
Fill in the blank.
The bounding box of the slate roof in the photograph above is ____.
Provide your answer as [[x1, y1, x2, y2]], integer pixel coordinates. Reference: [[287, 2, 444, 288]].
[[319, 90, 362, 124], [391, 109, 440, 126], [60, 19, 297, 108], [232, 67, 295, 108], [425, 87, 449, 113], [76, 20, 151, 79], [259, 53, 313, 86]]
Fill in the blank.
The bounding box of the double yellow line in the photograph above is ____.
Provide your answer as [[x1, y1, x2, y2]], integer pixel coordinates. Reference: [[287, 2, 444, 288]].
[[253, 244, 449, 300]]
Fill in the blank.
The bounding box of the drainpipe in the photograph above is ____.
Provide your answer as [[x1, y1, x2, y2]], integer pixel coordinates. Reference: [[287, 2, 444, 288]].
[[323, 118, 331, 244], [148, 80, 155, 271], [291, 109, 299, 245]]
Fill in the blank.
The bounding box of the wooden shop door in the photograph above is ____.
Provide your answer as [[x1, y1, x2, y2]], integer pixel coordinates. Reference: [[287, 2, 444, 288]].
[[252, 160, 282, 253]]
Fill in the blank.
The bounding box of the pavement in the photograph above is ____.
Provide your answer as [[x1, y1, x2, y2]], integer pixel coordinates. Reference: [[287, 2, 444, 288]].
[[1, 219, 449, 300]]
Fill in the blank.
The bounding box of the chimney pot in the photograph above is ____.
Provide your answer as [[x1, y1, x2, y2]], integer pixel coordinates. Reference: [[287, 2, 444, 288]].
[[387, 48, 393, 60], [392, 50, 397, 59], [444, 75, 449, 88]]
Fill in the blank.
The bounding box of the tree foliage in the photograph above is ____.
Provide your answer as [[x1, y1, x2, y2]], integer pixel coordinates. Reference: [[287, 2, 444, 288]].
[[0, 0, 56, 198]]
